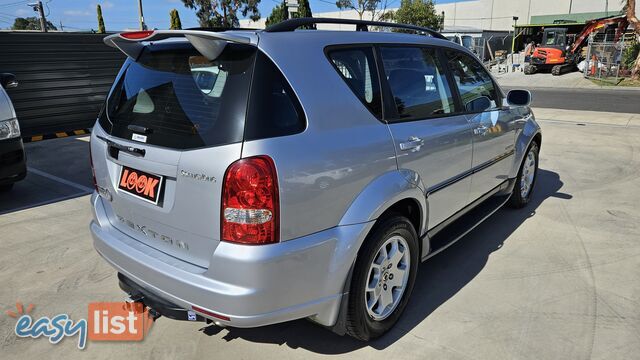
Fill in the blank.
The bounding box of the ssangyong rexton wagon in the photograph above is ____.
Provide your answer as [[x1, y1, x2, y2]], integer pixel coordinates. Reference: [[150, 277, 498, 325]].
[[90, 18, 541, 340]]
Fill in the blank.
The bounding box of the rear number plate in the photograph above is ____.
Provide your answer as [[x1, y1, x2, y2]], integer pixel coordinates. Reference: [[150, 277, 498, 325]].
[[118, 166, 163, 204]]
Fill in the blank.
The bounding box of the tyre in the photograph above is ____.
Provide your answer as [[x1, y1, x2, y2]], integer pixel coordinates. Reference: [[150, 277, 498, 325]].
[[523, 64, 536, 75], [0, 183, 14, 192], [346, 215, 419, 341], [508, 141, 539, 208]]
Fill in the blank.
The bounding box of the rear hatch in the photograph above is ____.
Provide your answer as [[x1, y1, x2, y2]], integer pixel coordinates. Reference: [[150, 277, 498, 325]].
[[92, 40, 256, 268]]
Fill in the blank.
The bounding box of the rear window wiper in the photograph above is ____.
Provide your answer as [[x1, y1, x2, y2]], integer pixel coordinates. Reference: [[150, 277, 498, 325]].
[[96, 135, 146, 157]]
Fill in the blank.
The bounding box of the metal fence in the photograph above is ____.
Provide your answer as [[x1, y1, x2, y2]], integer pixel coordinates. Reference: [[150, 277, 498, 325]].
[[470, 37, 486, 63], [0, 32, 125, 137], [484, 34, 513, 67], [583, 34, 632, 83]]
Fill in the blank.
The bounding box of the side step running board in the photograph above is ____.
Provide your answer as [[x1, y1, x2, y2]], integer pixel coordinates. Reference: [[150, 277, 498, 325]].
[[422, 182, 514, 261]]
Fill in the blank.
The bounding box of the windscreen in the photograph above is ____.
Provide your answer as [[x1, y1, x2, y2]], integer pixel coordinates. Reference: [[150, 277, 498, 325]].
[[100, 42, 256, 150]]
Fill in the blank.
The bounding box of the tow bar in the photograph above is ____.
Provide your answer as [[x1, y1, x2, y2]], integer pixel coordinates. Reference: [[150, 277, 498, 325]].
[[118, 273, 208, 323]]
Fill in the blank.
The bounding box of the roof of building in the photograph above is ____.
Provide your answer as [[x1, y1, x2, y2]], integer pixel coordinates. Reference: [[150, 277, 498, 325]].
[[529, 11, 623, 26]]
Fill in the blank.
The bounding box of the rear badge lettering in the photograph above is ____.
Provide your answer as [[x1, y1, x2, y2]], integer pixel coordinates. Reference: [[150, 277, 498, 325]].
[[131, 133, 147, 143], [116, 215, 189, 251], [180, 170, 216, 183]]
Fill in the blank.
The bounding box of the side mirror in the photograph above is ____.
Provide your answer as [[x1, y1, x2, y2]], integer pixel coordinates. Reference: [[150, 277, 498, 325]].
[[0, 73, 18, 89], [507, 89, 531, 107], [465, 96, 492, 112]]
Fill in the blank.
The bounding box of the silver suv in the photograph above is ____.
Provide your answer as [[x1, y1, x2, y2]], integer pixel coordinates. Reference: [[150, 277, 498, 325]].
[[90, 18, 541, 340]]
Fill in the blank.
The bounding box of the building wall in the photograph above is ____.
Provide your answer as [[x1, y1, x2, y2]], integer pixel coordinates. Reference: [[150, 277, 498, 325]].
[[434, 0, 628, 31], [241, 0, 635, 31], [0, 32, 124, 137]]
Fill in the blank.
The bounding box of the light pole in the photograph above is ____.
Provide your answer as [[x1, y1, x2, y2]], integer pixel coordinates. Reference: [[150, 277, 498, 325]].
[[27, 1, 47, 32], [286, 0, 299, 20], [511, 16, 519, 66], [138, 0, 147, 30]]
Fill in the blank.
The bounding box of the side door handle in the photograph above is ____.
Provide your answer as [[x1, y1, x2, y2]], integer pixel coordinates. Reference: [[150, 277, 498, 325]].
[[399, 136, 424, 152], [474, 125, 490, 136]]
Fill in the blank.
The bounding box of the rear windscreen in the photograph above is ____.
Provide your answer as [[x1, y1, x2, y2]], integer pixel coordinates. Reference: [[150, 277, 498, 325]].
[[100, 42, 256, 150]]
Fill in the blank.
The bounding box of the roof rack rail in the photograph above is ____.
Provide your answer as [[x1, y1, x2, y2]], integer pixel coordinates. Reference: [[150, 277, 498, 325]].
[[264, 17, 447, 40]]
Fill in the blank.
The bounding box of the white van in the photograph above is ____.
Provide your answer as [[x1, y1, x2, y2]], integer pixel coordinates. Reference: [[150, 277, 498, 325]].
[[0, 73, 26, 191]]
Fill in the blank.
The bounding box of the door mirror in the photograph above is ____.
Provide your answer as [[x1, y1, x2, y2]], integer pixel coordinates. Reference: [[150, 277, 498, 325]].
[[0, 73, 18, 89], [507, 89, 531, 107], [465, 96, 492, 113]]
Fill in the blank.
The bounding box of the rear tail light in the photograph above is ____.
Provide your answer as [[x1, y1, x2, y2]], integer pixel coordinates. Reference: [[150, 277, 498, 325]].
[[89, 145, 97, 190], [221, 156, 279, 245]]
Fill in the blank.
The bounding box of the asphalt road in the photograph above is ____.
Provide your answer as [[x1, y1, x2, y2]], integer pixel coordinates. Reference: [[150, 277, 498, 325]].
[[503, 87, 640, 114], [1, 110, 640, 359]]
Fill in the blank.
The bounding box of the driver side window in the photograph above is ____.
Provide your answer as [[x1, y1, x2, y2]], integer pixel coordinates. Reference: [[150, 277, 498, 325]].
[[446, 51, 500, 113]]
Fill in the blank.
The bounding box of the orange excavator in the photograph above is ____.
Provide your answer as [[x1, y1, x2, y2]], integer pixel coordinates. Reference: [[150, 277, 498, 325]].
[[524, 15, 629, 75]]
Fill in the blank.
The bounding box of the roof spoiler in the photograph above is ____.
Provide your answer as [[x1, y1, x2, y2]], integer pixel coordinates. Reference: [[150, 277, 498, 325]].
[[103, 30, 252, 61]]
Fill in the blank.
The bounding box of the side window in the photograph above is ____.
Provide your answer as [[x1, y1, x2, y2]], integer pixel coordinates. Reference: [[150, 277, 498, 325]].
[[327, 47, 382, 118], [446, 51, 500, 113], [379, 46, 456, 121], [245, 51, 306, 141]]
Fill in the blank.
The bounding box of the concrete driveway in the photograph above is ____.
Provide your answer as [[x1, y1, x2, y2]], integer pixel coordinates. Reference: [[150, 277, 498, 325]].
[[1, 111, 639, 359]]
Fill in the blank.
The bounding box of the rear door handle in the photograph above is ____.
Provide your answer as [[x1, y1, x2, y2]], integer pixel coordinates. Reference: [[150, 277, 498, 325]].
[[399, 136, 424, 152], [97, 135, 146, 157]]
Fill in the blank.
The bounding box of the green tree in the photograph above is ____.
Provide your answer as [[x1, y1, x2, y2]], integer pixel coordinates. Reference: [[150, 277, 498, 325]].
[[181, 0, 260, 28], [11, 17, 57, 31], [96, 4, 106, 34], [170, 9, 183, 29], [383, 0, 442, 30], [623, 0, 639, 79], [335, 0, 380, 20], [296, 0, 313, 18], [265, 1, 288, 27]]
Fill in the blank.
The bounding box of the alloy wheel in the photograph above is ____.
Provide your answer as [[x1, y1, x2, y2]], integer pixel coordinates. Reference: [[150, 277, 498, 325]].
[[364, 235, 411, 321]]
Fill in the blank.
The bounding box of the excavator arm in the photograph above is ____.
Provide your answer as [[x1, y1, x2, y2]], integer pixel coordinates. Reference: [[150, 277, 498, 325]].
[[569, 16, 629, 55]]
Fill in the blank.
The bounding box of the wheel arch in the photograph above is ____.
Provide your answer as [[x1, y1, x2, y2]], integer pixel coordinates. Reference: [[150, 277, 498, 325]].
[[329, 171, 427, 335], [338, 170, 427, 237], [511, 113, 542, 177]]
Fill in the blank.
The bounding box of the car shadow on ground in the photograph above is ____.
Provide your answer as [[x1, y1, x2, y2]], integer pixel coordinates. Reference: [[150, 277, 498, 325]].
[[197, 168, 571, 353]]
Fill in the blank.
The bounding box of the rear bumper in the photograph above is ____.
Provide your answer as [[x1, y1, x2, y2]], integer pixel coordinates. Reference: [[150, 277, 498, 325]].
[[0, 137, 26, 185], [90, 193, 373, 328]]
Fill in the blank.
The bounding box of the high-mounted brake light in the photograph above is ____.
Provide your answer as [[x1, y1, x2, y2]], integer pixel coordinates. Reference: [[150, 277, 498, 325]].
[[119, 30, 155, 40], [221, 156, 279, 245]]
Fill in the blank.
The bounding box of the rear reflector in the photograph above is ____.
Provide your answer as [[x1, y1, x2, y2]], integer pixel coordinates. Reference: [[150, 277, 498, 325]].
[[120, 30, 155, 40], [192, 306, 230, 321]]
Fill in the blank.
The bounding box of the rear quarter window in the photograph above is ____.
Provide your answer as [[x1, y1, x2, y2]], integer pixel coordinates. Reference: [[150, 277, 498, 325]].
[[244, 52, 306, 141], [326, 47, 383, 119]]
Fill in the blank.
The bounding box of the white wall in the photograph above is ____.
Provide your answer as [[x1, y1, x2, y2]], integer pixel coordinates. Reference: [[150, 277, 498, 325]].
[[442, 0, 630, 31], [240, 0, 636, 31]]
